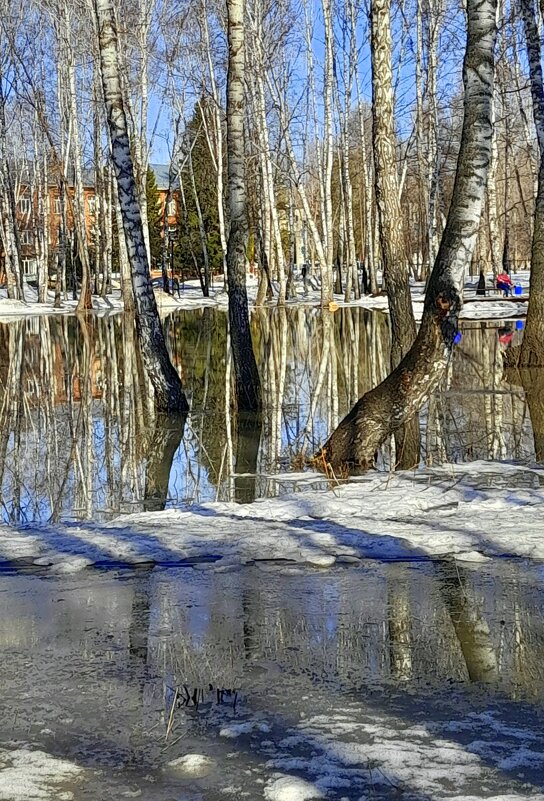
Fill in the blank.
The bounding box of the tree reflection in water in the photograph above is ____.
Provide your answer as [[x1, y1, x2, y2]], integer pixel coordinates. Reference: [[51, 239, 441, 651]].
[[0, 310, 537, 524]]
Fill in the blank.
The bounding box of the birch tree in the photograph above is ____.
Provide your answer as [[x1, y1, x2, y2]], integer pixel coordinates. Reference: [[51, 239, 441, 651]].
[[370, 0, 419, 468], [318, 0, 498, 473], [519, 0, 544, 367], [93, 0, 188, 413], [54, 2, 93, 311], [225, 0, 261, 411], [0, 62, 24, 300], [321, 0, 335, 304]]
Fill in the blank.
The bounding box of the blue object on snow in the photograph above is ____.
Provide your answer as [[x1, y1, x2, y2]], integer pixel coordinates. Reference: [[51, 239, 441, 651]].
[[514, 284, 523, 295], [453, 331, 462, 345], [516, 319, 524, 330]]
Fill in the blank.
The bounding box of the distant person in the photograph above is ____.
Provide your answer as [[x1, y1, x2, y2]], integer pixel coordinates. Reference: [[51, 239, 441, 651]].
[[498, 326, 514, 347], [361, 262, 370, 295], [171, 275, 182, 298], [496, 271, 513, 297], [301, 263, 308, 295], [476, 271, 486, 296]]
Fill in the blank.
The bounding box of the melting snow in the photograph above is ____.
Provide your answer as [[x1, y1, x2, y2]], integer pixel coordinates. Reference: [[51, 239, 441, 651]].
[[1, 462, 543, 571], [0, 748, 81, 800]]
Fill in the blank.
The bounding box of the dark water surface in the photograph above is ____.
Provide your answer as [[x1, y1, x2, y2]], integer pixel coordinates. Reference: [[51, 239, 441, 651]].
[[0, 308, 536, 525], [1, 559, 544, 799]]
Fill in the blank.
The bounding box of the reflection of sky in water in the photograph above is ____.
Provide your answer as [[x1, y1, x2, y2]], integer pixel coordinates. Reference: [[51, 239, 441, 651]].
[[0, 557, 543, 798], [0, 310, 536, 524]]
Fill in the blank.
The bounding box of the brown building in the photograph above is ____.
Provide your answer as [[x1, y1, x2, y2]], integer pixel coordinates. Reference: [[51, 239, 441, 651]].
[[2, 163, 178, 281]]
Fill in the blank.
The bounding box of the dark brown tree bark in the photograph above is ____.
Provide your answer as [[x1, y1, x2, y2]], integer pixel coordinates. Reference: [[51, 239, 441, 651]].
[[316, 0, 497, 474], [519, 0, 544, 367], [144, 413, 186, 512]]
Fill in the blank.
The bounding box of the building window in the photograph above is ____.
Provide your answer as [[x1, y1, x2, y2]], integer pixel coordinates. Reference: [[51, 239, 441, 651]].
[[20, 229, 33, 246], [167, 198, 177, 217], [18, 196, 32, 215], [21, 258, 36, 276]]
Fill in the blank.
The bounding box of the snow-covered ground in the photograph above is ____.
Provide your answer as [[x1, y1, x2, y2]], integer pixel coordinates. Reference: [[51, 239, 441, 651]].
[[1, 461, 543, 573], [0, 271, 531, 320]]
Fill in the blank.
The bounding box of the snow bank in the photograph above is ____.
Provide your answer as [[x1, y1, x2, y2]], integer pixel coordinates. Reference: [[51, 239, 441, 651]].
[[0, 747, 81, 800], [264, 776, 325, 801], [259, 700, 544, 801], [165, 753, 216, 777], [0, 294, 123, 321], [1, 461, 544, 572], [0, 271, 531, 320]]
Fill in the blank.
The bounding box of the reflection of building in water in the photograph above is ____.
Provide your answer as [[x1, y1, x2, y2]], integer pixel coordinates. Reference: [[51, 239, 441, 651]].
[[0, 311, 539, 525]]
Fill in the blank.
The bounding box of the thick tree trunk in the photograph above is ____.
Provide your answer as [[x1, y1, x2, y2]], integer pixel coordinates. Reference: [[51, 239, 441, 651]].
[[317, 0, 497, 474], [225, 0, 261, 411], [94, 0, 188, 413], [519, 0, 544, 366], [371, 0, 420, 468]]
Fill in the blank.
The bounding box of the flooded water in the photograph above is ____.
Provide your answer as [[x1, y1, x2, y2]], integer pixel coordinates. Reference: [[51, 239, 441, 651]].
[[0, 308, 536, 524], [1, 558, 544, 799], [1, 309, 544, 799]]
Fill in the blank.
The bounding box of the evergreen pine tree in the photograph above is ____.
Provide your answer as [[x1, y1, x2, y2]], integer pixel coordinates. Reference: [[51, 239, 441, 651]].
[[178, 101, 223, 278]]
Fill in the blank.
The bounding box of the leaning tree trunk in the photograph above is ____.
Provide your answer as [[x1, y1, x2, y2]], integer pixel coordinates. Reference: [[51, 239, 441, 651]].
[[317, 0, 497, 474], [519, 0, 544, 367], [94, 0, 188, 413], [225, 0, 261, 411], [371, 0, 419, 469]]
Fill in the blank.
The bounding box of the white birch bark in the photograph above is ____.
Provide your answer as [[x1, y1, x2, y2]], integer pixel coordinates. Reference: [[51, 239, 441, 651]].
[[0, 72, 23, 301], [355, 91, 376, 292], [94, 0, 188, 412], [426, 0, 441, 272], [248, 11, 286, 305], [342, 0, 359, 302], [303, 0, 327, 276], [321, 0, 335, 304], [202, 0, 228, 276], [57, 4, 93, 311], [320, 0, 498, 472], [225, 0, 261, 410]]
